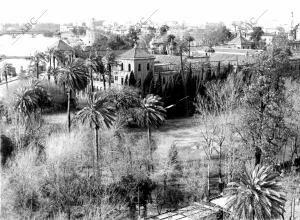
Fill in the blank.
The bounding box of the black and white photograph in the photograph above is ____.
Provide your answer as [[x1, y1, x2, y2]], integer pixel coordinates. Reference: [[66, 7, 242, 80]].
[[0, 0, 300, 219]]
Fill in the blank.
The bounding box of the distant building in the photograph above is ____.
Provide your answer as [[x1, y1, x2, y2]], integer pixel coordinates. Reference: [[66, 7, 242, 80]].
[[226, 32, 253, 49], [59, 24, 74, 33], [112, 45, 155, 86], [261, 33, 276, 45], [289, 23, 300, 53]]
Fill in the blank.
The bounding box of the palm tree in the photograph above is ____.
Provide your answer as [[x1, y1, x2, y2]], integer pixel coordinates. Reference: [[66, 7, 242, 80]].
[[13, 80, 51, 127], [225, 165, 286, 220], [103, 52, 115, 88], [74, 92, 115, 169], [185, 35, 194, 58], [57, 58, 88, 132], [132, 94, 166, 172], [85, 55, 95, 92], [92, 55, 106, 90], [45, 48, 54, 81], [1, 63, 9, 90], [85, 53, 106, 92], [30, 52, 47, 79]]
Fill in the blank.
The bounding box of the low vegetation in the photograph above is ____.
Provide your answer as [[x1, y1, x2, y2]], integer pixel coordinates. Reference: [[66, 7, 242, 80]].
[[1, 46, 300, 220]]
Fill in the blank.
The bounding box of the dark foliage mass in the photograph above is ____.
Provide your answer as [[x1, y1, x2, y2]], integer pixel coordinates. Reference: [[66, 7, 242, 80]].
[[138, 62, 235, 117], [0, 135, 15, 165]]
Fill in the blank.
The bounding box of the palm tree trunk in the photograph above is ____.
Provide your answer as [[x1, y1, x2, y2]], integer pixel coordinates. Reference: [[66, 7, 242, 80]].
[[95, 126, 99, 167], [255, 146, 262, 165], [147, 125, 153, 172], [102, 74, 106, 90], [108, 71, 111, 88], [90, 68, 94, 92], [36, 60, 39, 79], [67, 89, 71, 132], [5, 71, 8, 90]]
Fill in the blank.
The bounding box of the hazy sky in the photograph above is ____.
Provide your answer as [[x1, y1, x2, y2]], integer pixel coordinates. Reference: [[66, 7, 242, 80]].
[[1, 0, 300, 29]]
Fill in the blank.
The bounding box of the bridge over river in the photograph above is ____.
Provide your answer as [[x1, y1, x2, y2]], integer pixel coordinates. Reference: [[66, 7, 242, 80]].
[[0, 30, 56, 38], [0, 55, 32, 61]]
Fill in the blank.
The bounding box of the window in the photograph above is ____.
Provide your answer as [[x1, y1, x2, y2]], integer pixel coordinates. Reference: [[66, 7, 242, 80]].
[[121, 78, 124, 85], [138, 64, 141, 71], [120, 63, 123, 71], [115, 76, 118, 81], [128, 64, 131, 71], [147, 63, 150, 70]]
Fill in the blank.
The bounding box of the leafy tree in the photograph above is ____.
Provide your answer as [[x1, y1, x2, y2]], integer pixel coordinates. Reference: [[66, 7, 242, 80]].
[[0, 135, 15, 166], [149, 79, 156, 94], [126, 26, 141, 47], [107, 175, 154, 218], [92, 34, 109, 51], [155, 73, 163, 97], [239, 50, 292, 165], [272, 32, 291, 55], [159, 25, 169, 36], [202, 23, 233, 46], [57, 58, 88, 132], [107, 35, 128, 50], [74, 92, 115, 171], [167, 145, 182, 181], [226, 165, 286, 220], [142, 71, 154, 96], [128, 71, 136, 87], [250, 26, 264, 49], [167, 34, 176, 43]]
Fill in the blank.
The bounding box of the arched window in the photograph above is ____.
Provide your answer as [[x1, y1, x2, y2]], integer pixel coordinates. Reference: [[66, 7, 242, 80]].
[[120, 63, 123, 71], [147, 63, 150, 70], [138, 64, 141, 71], [128, 64, 131, 71]]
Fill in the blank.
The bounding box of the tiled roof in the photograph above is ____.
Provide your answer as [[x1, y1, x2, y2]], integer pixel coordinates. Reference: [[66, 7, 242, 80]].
[[117, 47, 155, 59], [49, 39, 73, 51], [154, 55, 184, 65]]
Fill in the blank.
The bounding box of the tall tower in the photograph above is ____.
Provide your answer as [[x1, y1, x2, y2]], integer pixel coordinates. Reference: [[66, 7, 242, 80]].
[[289, 12, 295, 40], [86, 18, 96, 46]]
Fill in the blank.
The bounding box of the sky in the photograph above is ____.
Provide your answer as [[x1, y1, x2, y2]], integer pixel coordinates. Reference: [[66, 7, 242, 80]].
[[1, 0, 300, 29]]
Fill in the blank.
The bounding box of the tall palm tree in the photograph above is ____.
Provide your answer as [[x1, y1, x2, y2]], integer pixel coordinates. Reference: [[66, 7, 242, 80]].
[[225, 165, 286, 220], [1, 63, 9, 90], [57, 58, 88, 132], [85, 52, 106, 92], [103, 52, 115, 88], [132, 94, 166, 172], [30, 52, 47, 79], [91, 55, 106, 90], [13, 80, 51, 127], [45, 48, 54, 81], [185, 35, 194, 58], [74, 92, 115, 169], [85, 55, 95, 92]]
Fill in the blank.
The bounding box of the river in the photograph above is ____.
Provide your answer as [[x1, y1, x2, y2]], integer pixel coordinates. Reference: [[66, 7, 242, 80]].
[[0, 34, 59, 73]]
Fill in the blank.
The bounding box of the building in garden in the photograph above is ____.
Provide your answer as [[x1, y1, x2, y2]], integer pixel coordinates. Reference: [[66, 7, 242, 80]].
[[226, 32, 253, 49], [112, 45, 155, 86]]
